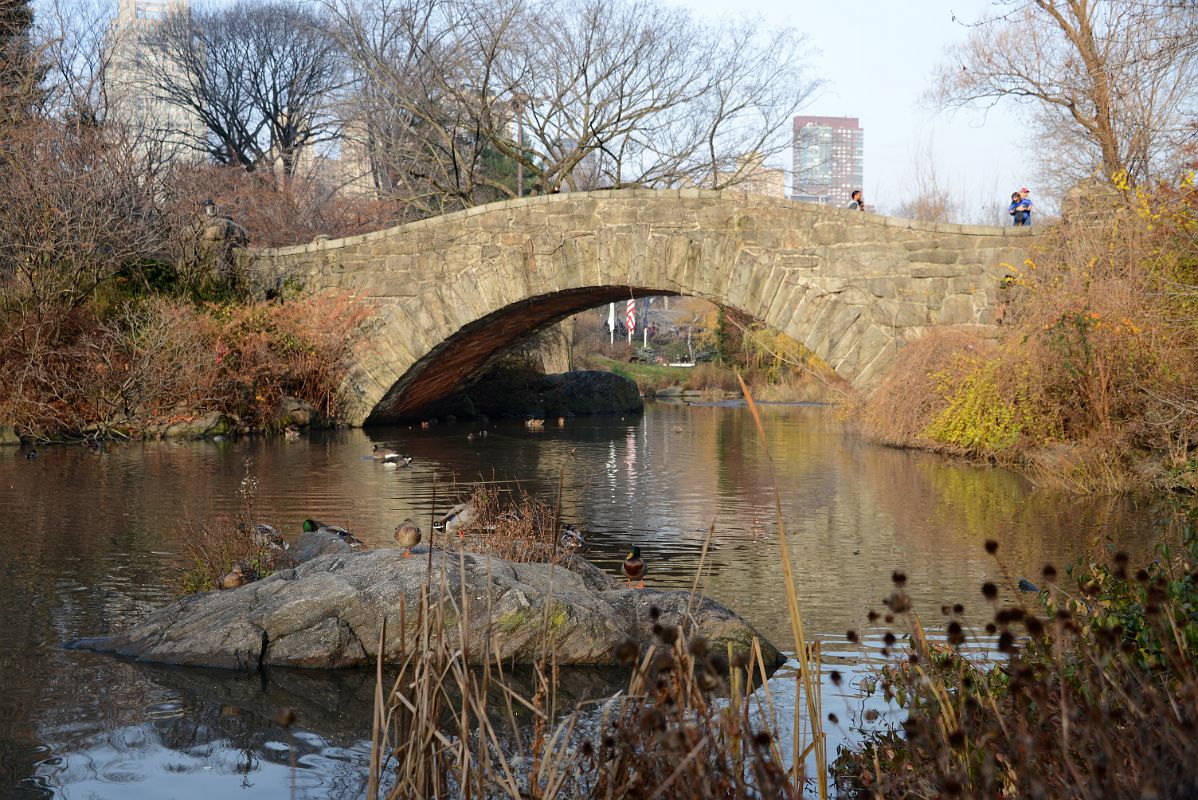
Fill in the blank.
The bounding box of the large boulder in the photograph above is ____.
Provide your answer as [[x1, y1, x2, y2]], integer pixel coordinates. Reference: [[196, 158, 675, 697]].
[[440, 367, 644, 420], [72, 545, 781, 671]]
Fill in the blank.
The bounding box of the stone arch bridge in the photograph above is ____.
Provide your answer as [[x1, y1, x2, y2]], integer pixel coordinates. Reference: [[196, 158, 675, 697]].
[[246, 190, 1034, 426]]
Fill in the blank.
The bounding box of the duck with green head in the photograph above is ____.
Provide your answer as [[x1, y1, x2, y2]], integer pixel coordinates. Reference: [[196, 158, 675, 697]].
[[623, 546, 645, 589], [302, 518, 363, 547]]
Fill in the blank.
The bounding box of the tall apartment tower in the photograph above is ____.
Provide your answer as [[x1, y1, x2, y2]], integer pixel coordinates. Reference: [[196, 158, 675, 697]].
[[791, 116, 864, 207], [108, 0, 204, 161]]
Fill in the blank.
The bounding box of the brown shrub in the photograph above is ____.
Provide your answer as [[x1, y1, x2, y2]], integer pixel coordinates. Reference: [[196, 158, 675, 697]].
[[445, 485, 565, 563], [0, 292, 371, 439], [859, 180, 1198, 490], [859, 329, 991, 448]]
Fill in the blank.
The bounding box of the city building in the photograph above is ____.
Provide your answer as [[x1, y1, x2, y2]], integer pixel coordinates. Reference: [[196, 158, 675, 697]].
[[107, 0, 205, 162], [791, 115, 863, 207], [721, 153, 786, 198]]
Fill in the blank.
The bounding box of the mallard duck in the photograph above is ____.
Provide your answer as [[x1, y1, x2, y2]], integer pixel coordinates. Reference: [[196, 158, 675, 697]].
[[432, 502, 475, 536], [525, 418, 545, 430], [560, 524, 585, 552], [240, 522, 285, 550], [393, 518, 422, 557], [302, 518, 364, 547], [372, 444, 412, 466], [283, 426, 300, 441], [623, 546, 645, 589], [218, 561, 258, 590]]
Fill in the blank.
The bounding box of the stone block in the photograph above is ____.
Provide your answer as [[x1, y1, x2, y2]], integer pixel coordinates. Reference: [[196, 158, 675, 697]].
[[812, 221, 848, 246], [907, 248, 960, 265], [932, 294, 977, 326]]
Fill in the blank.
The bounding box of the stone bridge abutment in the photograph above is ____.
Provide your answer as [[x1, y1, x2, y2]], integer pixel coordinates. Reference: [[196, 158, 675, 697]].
[[246, 190, 1034, 425]]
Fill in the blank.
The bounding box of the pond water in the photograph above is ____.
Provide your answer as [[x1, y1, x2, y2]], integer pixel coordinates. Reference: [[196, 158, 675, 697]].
[[0, 401, 1163, 797]]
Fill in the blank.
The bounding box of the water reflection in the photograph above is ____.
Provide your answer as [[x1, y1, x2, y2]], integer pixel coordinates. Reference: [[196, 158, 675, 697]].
[[0, 402, 1160, 796]]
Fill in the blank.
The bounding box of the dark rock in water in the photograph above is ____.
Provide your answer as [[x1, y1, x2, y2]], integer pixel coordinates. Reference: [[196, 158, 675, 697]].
[[542, 370, 643, 416], [71, 545, 780, 671], [422, 367, 643, 421]]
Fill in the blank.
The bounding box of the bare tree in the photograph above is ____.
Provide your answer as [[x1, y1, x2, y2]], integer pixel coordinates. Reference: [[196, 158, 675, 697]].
[[37, 0, 117, 127], [324, 0, 818, 214], [0, 121, 165, 314], [138, 0, 347, 177], [933, 0, 1198, 187]]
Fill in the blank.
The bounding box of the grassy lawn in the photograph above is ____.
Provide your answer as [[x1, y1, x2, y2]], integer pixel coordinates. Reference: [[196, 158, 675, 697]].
[[588, 356, 697, 385]]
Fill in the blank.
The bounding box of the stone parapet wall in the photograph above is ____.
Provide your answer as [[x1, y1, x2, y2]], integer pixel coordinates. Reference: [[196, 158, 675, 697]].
[[243, 190, 1035, 425]]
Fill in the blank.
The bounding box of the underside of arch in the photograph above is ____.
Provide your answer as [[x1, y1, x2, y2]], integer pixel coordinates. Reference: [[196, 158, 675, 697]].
[[363, 286, 680, 425]]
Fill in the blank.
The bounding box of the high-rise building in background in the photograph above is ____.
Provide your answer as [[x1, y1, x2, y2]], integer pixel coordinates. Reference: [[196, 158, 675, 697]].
[[791, 116, 863, 207], [108, 0, 204, 162]]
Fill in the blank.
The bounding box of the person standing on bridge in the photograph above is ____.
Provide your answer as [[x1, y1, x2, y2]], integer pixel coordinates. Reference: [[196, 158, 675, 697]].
[[1018, 187, 1032, 225], [1008, 191, 1025, 225], [849, 190, 865, 211]]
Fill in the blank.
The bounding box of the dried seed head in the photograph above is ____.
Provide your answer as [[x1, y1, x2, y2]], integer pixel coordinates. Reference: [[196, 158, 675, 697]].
[[649, 606, 661, 621], [947, 621, 965, 646], [614, 638, 639, 664], [827, 712, 839, 724], [655, 624, 679, 646], [984, 539, 999, 555], [982, 582, 998, 600], [845, 629, 859, 643], [891, 570, 907, 587], [1041, 564, 1057, 581], [953, 603, 965, 615], [829, 670, 842, 686], [1113, 551, 1129, 567], [652, 652, 676, 673], [687, 636, 708, 657], [752, 731, 772, 748], [639, 707, 665, 733]]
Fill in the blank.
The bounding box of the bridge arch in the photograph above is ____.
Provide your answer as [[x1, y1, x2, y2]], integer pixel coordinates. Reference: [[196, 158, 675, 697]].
[[248, 190, 1033, 425]]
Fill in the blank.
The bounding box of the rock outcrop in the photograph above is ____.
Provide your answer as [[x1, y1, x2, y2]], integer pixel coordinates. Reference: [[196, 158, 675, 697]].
[[73, 541, 780, 671], [426, 367, 644, 421]]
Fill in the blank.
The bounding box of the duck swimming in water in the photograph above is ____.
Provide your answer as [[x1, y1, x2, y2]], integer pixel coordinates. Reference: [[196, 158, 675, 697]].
[[393, 518, 422, 557], [302, 518, 364, 547], [372, 444, 412, 465], [623, 546, 645, 589]]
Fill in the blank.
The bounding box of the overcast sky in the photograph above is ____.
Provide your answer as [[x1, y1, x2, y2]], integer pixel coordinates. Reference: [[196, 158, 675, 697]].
[[669, 0, 1035, 221]]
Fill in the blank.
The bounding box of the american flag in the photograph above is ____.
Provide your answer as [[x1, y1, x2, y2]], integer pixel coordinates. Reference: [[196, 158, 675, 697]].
[[625, 298, 636, 333]]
